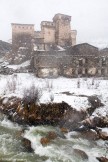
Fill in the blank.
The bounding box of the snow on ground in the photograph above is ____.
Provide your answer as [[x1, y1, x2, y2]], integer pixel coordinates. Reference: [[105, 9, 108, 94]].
[[0, 73, 108, 112], [7, 60, 30, 70]]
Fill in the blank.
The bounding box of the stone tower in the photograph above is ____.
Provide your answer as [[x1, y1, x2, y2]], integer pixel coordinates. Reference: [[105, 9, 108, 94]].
[[53, 13, 72, 47], [41, 21, 55, 44], [11, 23, 34, 51]]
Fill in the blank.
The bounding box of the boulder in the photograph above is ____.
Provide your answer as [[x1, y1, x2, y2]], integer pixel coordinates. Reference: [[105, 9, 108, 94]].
[[60, 127, 69, 133], [46, 131, 57, 140], [59, 108, 87, 131], [87, 96, 104, 115], [97, 129, 108, 140], [80, 115, 108, 130], [96, 157, 108, 162], [40, 137, 50, 146], [69, 130, 98, 140], [73, 149, 88, 160], [22, 138, 34, 152]]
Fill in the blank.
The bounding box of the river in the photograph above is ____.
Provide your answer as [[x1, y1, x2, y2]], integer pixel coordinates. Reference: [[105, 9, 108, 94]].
[[0, 112, 107, 162]]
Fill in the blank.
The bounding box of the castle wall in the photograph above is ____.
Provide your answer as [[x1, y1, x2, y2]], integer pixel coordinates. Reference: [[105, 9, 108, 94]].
[[34, 31, 43, 38], [11, 24, 34, 51]]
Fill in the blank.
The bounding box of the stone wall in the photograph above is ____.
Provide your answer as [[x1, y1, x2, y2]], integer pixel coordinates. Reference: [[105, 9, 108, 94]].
[[33, 43, 108, 78], [41, 21, 55, 44], [11, 23, 34, 51]]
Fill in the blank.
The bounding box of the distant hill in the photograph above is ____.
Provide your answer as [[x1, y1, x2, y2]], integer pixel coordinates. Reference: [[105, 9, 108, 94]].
[[0, 40, 12, 55]]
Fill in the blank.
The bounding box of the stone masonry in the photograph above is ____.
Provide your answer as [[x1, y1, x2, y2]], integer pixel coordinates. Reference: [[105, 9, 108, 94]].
[[11, 24, 34, 52], [33, 43, 108, 78], [11, 13, 77, 52]]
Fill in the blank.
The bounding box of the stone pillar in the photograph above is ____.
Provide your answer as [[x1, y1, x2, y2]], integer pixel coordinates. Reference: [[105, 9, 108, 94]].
[[75, 68, 78, 76], [105, 68, 107, 76], [82, 68, 85, 74], [98, 69, 101, 76]]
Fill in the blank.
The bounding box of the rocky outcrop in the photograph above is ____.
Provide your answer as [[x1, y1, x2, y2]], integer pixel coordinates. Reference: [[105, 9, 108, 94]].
[[0, 95, 106, 134], [0, 96, 71, 125]]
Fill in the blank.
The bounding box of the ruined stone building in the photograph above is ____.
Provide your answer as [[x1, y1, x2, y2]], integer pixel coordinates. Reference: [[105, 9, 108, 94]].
[[33, 43, 108, 78], [11, 13, 77, 52]]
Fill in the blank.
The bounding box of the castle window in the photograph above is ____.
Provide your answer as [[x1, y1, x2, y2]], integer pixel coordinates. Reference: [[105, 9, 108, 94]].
[[85, 58, 88, 64], [85, 68, 88, 74], [78, 68, 82, 75], [79, 59, 83, 66], [101, 68, 106, 75]]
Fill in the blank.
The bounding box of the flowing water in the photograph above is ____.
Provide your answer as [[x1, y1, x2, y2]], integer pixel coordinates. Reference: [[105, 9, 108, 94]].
[[0, 112, 107, 162]]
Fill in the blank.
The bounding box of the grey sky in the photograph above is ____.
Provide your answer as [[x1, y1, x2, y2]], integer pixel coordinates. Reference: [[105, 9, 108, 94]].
[[0, 0, 108, 45]]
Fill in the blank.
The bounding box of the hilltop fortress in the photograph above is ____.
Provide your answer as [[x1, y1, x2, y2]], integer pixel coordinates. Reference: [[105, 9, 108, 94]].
[[10, 13, 108, 78], [11, 13, 77, 51]]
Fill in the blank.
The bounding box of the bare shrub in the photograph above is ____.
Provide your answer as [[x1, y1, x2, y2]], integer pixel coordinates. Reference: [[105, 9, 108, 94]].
[[49, 92, 54, 102], [6, 75, 17, 93], [23, 84, 42, 104], [77, 78, 80, 88]]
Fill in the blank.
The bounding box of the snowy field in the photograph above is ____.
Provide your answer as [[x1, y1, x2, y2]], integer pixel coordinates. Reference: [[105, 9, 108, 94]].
[[0, 73, 108, 113]]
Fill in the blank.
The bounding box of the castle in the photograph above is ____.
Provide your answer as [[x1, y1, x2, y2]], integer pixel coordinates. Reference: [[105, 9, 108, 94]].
[[11, 13, 108, 78], [11, 13, 77, 51]]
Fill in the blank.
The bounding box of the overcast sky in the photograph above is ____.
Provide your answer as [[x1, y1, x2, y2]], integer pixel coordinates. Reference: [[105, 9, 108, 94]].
[[0, 0, 108, 46]]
